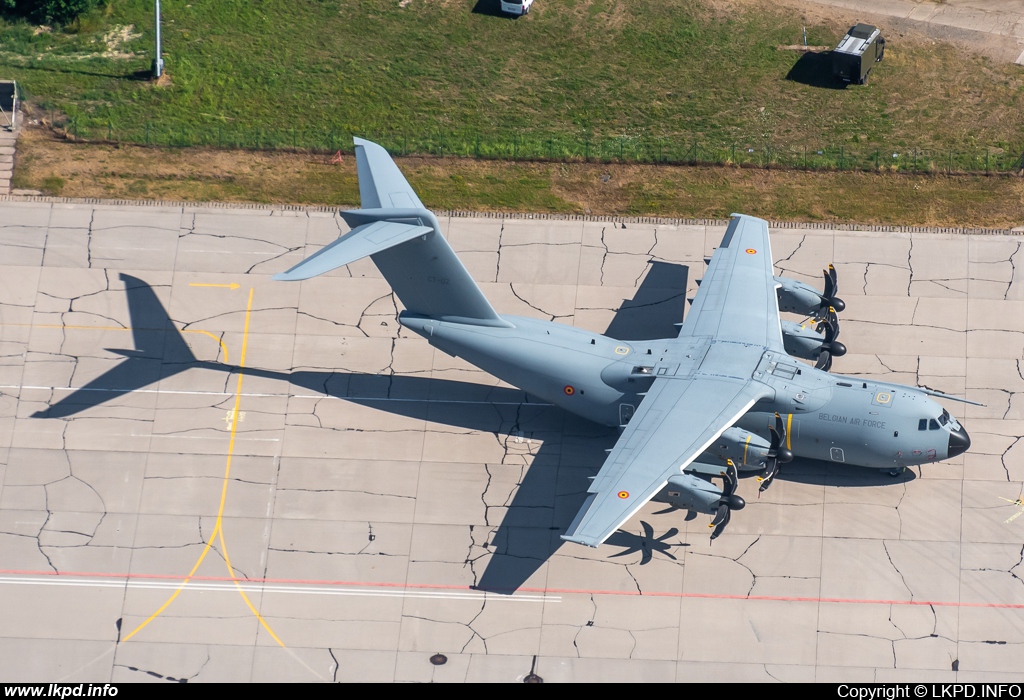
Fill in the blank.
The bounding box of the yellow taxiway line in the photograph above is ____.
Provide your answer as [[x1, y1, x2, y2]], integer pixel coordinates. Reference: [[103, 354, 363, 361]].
[[121, 288, 285, 647]]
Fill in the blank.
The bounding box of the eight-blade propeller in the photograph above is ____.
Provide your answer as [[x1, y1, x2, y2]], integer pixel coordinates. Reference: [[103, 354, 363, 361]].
[[817, 265, 845, 318], [814, 317, 847, 372], [758, 413, 794, 494], [709, 460, 746, 541]]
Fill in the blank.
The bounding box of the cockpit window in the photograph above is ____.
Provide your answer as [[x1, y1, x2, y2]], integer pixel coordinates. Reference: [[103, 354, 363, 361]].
[[938, 410, 949, 426], [929, 419, 940, 430], [918, 419, 927, 431]]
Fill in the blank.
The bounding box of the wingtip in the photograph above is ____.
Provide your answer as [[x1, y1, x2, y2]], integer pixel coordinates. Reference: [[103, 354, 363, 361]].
[[559, 534, 599, 548]]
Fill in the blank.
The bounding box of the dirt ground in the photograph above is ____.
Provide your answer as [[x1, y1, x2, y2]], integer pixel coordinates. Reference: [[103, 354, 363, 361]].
[[720, 0, 1024, 63]]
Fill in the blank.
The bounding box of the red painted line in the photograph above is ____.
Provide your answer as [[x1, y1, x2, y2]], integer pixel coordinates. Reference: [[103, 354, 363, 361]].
[[2, 568, 1023, 609]]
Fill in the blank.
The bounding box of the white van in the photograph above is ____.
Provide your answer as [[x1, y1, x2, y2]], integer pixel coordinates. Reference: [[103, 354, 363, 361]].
[[500, 0, 533, 15]]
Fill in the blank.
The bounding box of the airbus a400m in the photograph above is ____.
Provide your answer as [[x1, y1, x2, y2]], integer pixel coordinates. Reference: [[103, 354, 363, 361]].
[[275, 138, 974, 547]]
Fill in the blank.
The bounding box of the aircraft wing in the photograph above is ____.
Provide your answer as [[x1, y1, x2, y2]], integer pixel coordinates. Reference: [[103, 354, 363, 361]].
[[562, 214, 782, 547], [678, 214, 786, 351], [561, 375, 771, 547]]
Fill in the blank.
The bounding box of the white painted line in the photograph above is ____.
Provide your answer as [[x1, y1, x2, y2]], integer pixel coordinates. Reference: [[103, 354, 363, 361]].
[[183, 250, 282, 254], [0, 575, 557, 602], [3, 384, 549, 406]]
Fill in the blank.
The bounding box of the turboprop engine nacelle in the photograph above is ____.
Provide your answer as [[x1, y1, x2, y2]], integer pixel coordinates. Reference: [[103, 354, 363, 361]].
[[656, 472, 745, 515], [775, 275, 825, 316], [702, 426, 771, 470], [780, 319, 846, 367], [781, 320, 826, 360]]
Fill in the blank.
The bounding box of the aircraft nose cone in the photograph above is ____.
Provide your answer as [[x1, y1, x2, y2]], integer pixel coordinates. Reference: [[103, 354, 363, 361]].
[[948, 424, 971, 458]]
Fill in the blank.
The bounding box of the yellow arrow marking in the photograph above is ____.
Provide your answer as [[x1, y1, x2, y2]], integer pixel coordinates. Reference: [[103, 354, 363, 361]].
[[189, 283, 240, 290]]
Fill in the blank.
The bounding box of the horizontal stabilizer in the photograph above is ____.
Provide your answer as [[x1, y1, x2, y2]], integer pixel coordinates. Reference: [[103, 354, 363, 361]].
[[339, 208, 435, 228], [273, 220, 432, 281]]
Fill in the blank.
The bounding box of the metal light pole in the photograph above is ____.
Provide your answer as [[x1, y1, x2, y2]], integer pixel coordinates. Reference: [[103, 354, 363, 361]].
[[153, 0, 164, 78]]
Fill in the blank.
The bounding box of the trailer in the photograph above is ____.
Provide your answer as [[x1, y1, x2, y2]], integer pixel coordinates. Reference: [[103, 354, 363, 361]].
[[832, 24, 885, 85]]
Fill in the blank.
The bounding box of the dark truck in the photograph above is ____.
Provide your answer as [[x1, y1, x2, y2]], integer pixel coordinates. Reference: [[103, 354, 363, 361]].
[[832, 24, 885, 85]]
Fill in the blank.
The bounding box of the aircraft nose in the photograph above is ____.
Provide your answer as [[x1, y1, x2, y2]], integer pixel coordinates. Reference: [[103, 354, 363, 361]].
[[948, 424, 971, 458]]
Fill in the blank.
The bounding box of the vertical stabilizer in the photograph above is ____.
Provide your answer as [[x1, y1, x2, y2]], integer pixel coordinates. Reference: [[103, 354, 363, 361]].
[[276, 138, 511, 327], [354, 137, 426, 210]]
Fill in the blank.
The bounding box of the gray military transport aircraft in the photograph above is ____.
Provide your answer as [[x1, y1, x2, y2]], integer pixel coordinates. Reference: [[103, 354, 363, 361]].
[[274, 137, 974, 548]]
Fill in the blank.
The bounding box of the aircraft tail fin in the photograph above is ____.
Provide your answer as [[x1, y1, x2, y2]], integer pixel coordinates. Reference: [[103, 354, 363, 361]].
[[353, 137, 425, 210], [274, 138, 510, 327]]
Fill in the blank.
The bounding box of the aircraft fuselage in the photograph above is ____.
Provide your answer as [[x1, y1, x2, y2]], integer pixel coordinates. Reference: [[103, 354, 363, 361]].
[[400, 312, 969, 472]]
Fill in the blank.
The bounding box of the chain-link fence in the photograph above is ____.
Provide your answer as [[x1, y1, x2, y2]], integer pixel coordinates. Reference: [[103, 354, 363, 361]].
[[59, 119, 1024, 175]]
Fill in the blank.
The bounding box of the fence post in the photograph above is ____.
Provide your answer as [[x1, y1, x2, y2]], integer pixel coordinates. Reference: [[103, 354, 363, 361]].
[[292, 127, 297, 150], [839, 146, 844, 170], [913, 148, 917, 173], [107, 121, 112, 141], [145, 123, 151, 145], [585, 138, 590, 162], [440, 132, 444, 157], [731, 144, 736, 164], [948, 150, 952, 175], [986, 148, 990, 175], [514, 134, 518, 160], [548, 138, 553, 160], [874, 149, 879, 171]]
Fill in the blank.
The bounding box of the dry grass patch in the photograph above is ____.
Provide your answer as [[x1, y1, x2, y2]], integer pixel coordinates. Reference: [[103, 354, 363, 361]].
[[12, 128, 1024, 228]]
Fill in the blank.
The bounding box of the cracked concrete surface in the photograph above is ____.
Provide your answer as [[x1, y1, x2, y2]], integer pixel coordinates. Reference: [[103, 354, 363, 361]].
[[0, 201, 1022, 682]]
